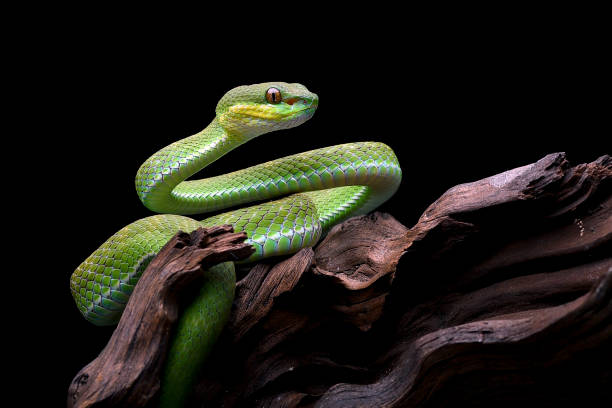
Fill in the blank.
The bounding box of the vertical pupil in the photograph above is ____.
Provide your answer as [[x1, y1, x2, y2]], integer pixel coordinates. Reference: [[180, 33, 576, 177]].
[[268, 88, 280, 103]]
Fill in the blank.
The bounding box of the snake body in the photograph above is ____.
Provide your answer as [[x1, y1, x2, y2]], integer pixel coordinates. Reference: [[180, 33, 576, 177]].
[[70, 83, 401, 406]]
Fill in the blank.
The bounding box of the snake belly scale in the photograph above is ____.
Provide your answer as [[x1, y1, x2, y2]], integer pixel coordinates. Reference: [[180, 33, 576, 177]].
[[70, 82, 401, 405]]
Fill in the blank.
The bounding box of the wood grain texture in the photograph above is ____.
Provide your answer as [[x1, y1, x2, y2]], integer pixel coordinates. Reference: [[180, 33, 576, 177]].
[[67, 226, 254, 408], [69, 153, 611, 407]]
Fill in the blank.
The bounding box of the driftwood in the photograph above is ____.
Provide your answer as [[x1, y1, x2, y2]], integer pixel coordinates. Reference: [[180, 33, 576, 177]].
[[67, 226, 254, 407], [69, 152, 611, 407]]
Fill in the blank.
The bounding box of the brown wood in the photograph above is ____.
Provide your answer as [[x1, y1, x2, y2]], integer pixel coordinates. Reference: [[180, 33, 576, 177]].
[[67, 226, 254, 407], [69, 153, 611, 407]]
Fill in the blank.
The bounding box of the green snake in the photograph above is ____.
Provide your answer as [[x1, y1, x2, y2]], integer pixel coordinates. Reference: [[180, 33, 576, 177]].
[[70, 82, 401, 406]]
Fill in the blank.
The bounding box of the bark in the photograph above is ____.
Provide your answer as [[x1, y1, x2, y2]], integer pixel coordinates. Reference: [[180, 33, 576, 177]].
[[67, 226, 254, 407], [69, 153, 612, 407]]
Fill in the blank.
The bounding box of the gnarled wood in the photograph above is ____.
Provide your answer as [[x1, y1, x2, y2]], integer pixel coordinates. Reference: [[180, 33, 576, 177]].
[[67, 226, 254, 408], [190, 153, 610, 407], [69, 153, 611, 407]]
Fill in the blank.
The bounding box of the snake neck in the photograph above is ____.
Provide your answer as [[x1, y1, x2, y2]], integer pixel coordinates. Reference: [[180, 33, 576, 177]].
[[135, 118, 249, 214]]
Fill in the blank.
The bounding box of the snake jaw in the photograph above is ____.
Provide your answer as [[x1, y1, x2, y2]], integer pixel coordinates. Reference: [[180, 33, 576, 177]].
[[228, 98, 316, 120], [219, 104, 314, 136], [228, 104, 284, 120]]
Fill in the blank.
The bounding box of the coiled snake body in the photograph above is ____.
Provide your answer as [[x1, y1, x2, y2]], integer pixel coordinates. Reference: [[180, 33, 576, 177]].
[[70, 82, 401, 406]]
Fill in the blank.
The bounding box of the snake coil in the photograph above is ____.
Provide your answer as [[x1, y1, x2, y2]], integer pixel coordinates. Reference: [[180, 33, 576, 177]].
[[70, 82, 401, 406]]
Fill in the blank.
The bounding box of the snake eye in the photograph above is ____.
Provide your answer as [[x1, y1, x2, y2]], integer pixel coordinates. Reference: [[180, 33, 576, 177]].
[[266, 87, 282, 104]]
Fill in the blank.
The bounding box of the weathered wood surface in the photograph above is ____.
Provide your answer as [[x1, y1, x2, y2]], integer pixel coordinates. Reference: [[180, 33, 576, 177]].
[[67, 226, 254, 407], [69, 153, 611, 407]]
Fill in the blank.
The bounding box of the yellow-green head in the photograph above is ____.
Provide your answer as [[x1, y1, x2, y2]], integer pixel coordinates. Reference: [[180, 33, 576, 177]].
[[216, 82, 318, 138]]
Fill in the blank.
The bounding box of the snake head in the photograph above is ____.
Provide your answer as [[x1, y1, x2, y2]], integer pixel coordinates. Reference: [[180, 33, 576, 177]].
[[216, 82, 318, 137]]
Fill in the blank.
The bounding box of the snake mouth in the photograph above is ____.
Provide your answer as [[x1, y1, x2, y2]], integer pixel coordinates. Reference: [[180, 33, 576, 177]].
[[228, 97, 317, 122], [277, 98, 317, 121], [295, 103, 317, 113], [284, 106, 316, 121], [288, 96, 318, 116]]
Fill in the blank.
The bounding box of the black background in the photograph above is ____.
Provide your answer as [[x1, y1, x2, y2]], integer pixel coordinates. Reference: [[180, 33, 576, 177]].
[[19, 18, 608, 406]]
